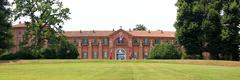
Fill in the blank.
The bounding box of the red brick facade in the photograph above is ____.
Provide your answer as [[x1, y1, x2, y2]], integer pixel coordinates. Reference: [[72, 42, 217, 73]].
[[12, 23, 175, 60]]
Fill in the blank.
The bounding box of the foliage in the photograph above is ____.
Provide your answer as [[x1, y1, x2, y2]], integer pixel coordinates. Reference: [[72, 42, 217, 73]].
[[148, 43, 181, 59], [0, 52, 16, 60], [12, 0, 71, 57], [220, 0, 240, 61], [175, 0, 239, 60], [174, 0, 202, 56], [42, 37, 79, 59], [133, 24, 147, 31], [15, 48, 39, 59], [0, 0, 13, 54]]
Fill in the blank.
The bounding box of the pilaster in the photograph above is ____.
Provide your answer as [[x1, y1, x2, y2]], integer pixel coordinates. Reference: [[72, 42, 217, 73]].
[[88, 42, 92, 59], [99, 41, 103, 59]]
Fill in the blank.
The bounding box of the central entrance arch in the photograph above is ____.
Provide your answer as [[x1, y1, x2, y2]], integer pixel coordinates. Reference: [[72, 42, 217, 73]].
[[115, 48, 126, 60]]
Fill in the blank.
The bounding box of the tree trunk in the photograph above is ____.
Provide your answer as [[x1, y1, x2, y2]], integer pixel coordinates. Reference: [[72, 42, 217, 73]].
[[210, 53, 219, 60]]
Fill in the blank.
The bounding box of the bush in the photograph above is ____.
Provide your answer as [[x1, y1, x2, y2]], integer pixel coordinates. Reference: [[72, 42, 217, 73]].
[[42, 48, 58, 59], [0, 53, 17, 60], [57, 40, 79, 59], [42, 40, 79, 59], [15, 49, 39, 59], [148, 43, 181, 59]]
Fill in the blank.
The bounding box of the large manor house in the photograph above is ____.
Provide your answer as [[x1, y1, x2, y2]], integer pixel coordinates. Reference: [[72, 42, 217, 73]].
[[12, 23, 176, 60]]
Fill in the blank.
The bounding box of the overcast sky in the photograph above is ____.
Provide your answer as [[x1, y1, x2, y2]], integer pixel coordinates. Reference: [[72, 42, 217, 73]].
[[12, 0, 178, 31]]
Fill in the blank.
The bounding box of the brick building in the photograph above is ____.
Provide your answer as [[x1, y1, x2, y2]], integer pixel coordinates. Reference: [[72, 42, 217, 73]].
[[12, 23, 175, 60]]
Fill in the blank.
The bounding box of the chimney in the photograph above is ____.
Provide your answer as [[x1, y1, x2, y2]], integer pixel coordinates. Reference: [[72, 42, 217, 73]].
[[19, 21, 21, 24], [160, 30, 164, 34], [129, 28, 132, 32], [79, 30, 82, 33], [148, 30, 151, 33], [93, 30, 95, 33], [113, 28, 115, 31]]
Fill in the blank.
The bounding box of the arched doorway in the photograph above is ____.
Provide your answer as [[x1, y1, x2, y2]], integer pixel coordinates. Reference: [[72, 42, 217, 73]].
[[116, 48, 126, 60]]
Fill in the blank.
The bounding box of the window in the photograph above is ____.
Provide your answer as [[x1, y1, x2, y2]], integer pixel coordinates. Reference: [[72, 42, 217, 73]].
[[83, 52, 88, 59], [117, 37, 124, 43], [133, 52, 138, 59], [155, 38, 161, 45], [102, 37, 109, 45], [18, 31, 21, 35], [132, 38, 140, 45], [92, 38, 98, 45], [82, 37, 88, 45], [93, 52, 98, 59], [73, 39, 78, 45], [103, 52, 108, 59], [144, 53, 148, 59], [144, 38, 149, 45]]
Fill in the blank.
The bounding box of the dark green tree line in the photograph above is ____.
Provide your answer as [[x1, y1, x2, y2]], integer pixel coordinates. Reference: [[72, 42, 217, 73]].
[[0, 0, 13, 54], [175, 0, 240, 60]]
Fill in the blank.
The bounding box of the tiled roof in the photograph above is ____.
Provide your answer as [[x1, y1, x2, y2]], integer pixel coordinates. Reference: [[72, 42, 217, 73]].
[[12, 23, 25, 28], [129, 31, 175, 37], [64, 31, 114, 37], [64, 30, 175, 37], [12, 24, 175, 37]]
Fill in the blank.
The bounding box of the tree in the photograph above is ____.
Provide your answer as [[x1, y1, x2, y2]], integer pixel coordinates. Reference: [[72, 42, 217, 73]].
[[0, 0, 13, 54], [42, 36, 79, 59], [13, 0, 71, 58], [148, 43, 181, 59], [175, 0, 202, 57], [200, 0, 222, 59], [175, 0, 223, 59], [133, 24, 147, 31], [220, 0, 240, 60]]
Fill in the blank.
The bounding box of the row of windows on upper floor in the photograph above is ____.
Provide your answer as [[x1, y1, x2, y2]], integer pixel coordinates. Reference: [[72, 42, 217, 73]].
[[68, 37, 175, 46], [81, 52, 149, 59]]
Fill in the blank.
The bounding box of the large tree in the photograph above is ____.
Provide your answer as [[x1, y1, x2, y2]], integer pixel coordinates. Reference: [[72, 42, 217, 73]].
[[200, 0, 222, 59], [13, 0, 70, 58], [0, 0, 13, 54], [133, 24, 147, 31], [175, 0, 223, 59], [175, 0, 202, 57], [220, 0, 240, 60]]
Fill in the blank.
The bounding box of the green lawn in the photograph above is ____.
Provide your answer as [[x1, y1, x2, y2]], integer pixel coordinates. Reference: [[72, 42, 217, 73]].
[[0, 60, 240, 80]]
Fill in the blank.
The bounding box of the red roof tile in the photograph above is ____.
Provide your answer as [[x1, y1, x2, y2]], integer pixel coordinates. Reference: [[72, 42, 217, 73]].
[[64, 31, 114, 37], [64, 30, 175, 38], [12, 24, 175, 37], [129, 31, 175, 37]]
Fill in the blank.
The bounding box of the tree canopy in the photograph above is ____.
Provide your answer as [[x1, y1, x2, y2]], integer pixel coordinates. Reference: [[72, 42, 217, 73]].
[[0, 0, 13, 54], [13, 0, 71, 58], [133, 24, 147, 31], [175, 0, 240, 60]]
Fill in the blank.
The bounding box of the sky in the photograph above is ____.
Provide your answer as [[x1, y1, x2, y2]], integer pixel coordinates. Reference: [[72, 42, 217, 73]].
[[12, 0, 178, 31]]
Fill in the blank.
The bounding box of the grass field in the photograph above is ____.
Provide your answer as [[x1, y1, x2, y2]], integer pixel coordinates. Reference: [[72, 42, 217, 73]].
[[0, 60, 240, 80]]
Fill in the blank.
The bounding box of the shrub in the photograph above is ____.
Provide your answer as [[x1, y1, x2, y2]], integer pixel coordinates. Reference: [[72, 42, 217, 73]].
[[42, 40, 79, 59], [15, 49, 39, 59], [57, 40, 79, 59], [148, 43, 181, 59], [42, 48, 58, 59], [0, 53, 17, 60]]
